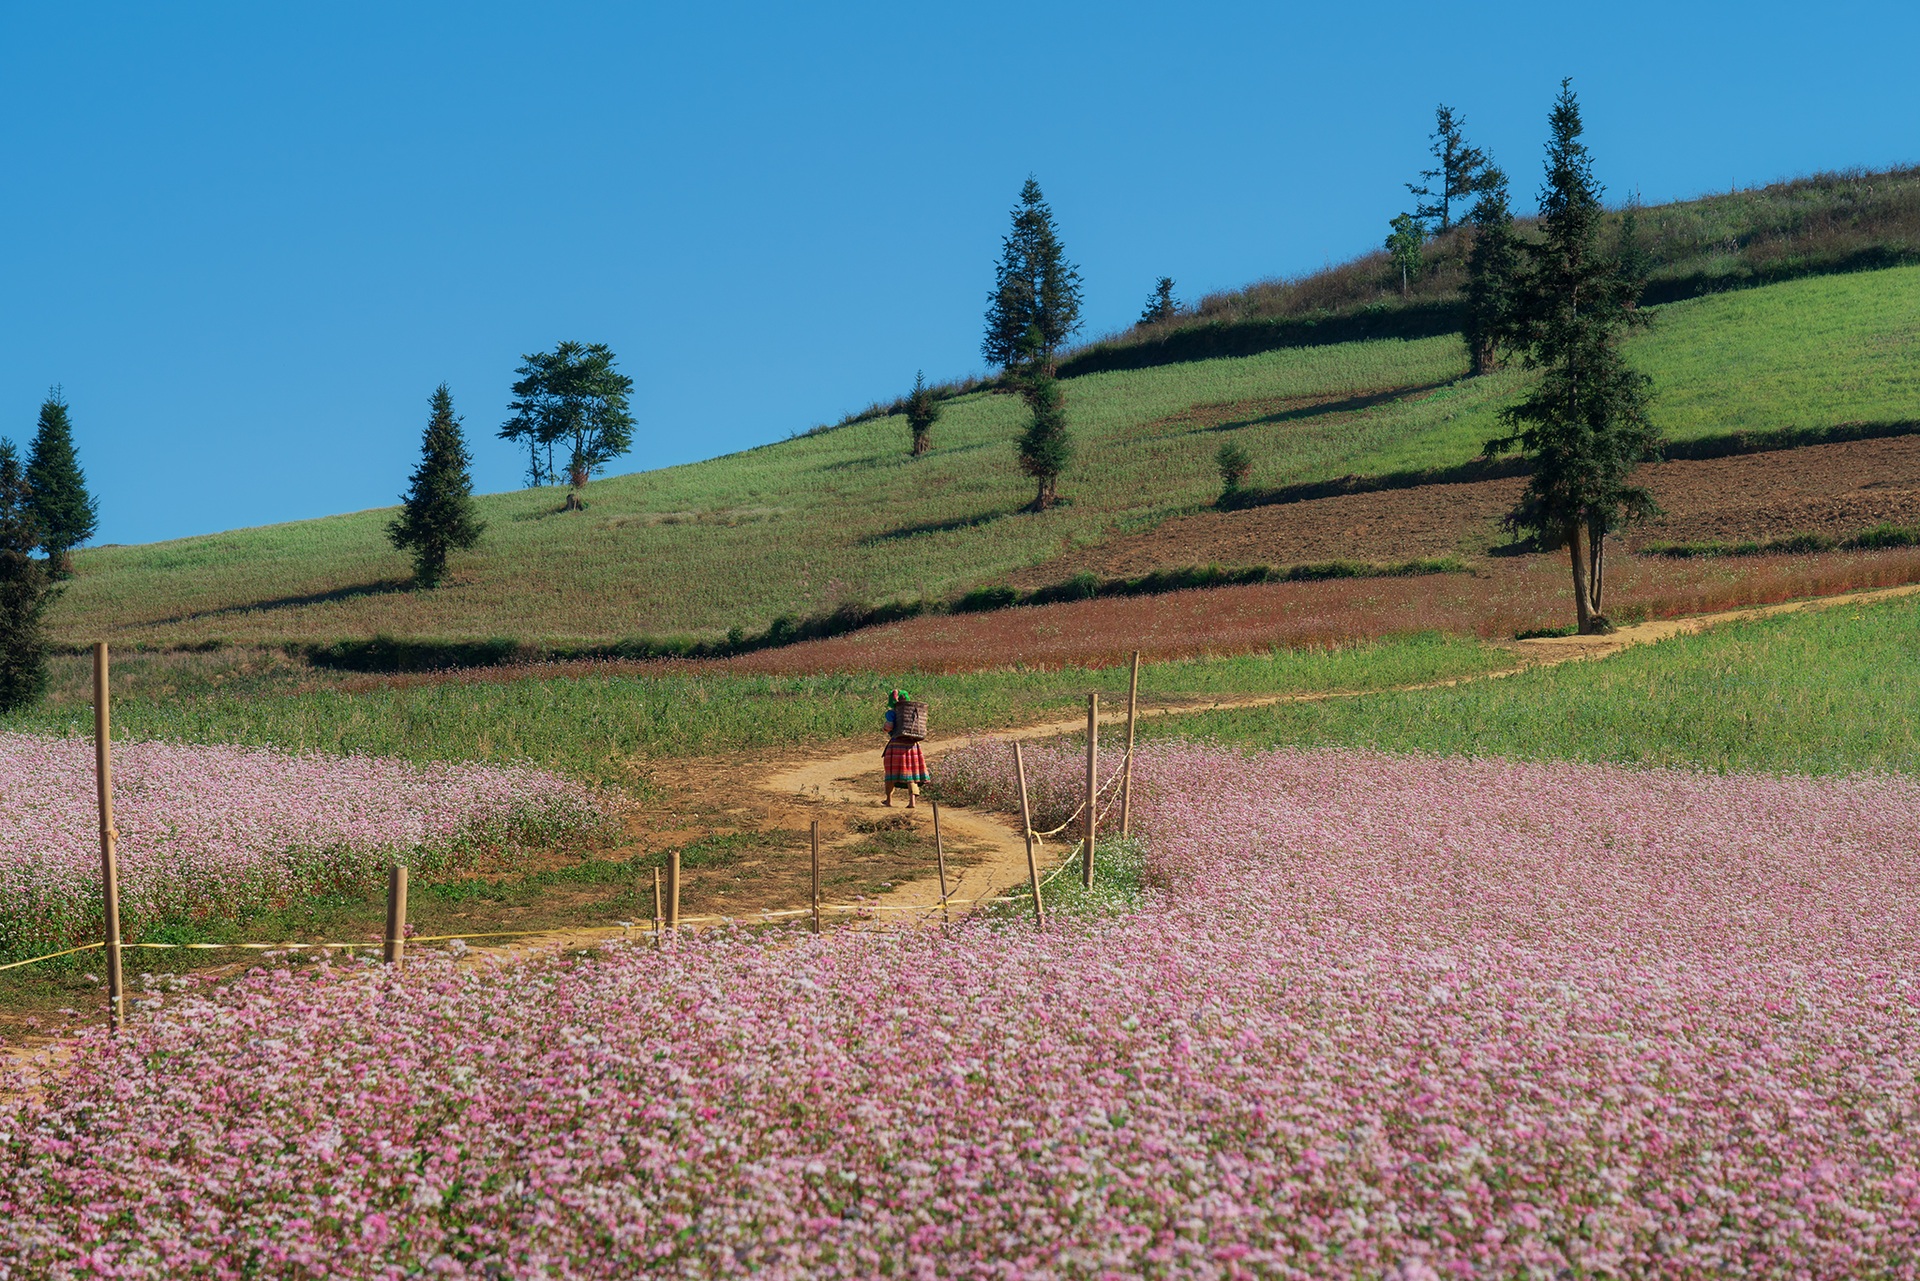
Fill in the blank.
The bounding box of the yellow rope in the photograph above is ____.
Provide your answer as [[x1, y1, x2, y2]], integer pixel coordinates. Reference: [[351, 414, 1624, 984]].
[[0, 942, 105, 972], [2, 880, 1053, 973]]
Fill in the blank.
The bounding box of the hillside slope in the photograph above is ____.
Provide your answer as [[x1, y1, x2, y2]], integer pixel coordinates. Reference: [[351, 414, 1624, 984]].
[[52, 264, 1919, 648]]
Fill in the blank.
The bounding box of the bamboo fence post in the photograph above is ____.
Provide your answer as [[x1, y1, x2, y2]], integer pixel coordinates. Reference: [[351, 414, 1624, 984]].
[[92, 644, 124, 1030], [932, 800, 951, 924], [1082, 693, 1098, 889], [383, 864, 408, 967], [1013, 742, 1045, 925], [810, 821, 822, 935], [667, 850, 681, 934], [652, 867, 663, 946], [1120, 651, 1140, 839]]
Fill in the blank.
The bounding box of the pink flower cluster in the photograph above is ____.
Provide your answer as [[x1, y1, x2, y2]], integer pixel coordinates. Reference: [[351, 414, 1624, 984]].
[[0, 731, 606, 958], [5, 742, 1919, 1277]]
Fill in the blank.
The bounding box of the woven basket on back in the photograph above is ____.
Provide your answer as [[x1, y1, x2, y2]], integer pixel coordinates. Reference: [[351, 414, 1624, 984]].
[[892, 701, 929, 741]]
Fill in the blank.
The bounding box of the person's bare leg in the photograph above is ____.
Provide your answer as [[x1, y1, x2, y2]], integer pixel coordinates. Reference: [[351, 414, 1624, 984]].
[[883, 783, 895, 806], [907, 783, 918, 809]]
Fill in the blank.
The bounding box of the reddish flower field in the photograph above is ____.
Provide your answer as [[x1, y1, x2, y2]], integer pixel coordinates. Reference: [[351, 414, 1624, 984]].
[[725, 548, 1920, 674]]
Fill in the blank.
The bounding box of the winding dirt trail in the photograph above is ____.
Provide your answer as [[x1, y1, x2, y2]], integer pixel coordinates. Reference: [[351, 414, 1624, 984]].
[[8, 583, 1916, 1085], [757, 582, 1920, 917]]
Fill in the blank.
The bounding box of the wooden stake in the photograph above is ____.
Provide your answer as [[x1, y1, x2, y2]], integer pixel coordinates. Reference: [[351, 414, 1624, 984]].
[[1121, 651, 1140, 839], [932, 800, 951, 924], [383, 864, 408, 967], [1083, 693, 1098, 889], [667, 850, 681, 933], [652, 867, 663, 946], [1014, 742, 1045, 925], [92, 644, 123, 1030], [810, 821, 822, 935]]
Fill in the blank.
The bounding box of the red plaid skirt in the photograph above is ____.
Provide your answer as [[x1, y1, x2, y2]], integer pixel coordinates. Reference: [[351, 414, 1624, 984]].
[[883, 738, 929, 785]]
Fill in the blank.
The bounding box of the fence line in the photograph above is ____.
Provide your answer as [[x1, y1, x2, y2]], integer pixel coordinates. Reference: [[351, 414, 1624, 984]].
[[0, 888, 1053, 974]]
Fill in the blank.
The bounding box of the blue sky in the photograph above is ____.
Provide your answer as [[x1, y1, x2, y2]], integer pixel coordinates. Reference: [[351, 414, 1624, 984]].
[[3, 1, 1914, 545]]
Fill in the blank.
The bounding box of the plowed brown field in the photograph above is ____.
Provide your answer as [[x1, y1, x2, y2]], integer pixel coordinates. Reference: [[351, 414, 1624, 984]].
[[1013, 434, 1920, 584], [723, 547, 1920, 674]]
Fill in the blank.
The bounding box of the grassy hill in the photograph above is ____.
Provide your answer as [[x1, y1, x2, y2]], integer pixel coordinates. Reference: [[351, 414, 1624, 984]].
[[1059, 165, 1920, 375], [50, 259, 1919, 650]]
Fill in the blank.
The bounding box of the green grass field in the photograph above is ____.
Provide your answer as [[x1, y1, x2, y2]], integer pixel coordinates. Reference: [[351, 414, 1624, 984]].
[[6, 633, 1511, 790], [48, 264, 1920, 648], [1143, 594, 1920, 776]]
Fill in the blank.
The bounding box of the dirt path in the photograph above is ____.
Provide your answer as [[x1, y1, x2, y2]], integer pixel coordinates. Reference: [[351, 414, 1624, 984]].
[[758, 581, 1920, 918], [9, 583, 1915, 1084]]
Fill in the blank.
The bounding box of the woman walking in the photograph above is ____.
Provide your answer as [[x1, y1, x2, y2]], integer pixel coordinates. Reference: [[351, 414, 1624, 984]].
[[882, 688, 930, 808]]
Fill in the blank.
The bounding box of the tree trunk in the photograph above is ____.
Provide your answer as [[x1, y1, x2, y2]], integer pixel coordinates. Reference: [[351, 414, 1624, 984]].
[[1589, 521, 1607, 617], [911, 431, 930, 457], [1567, 521, 1597, 633], [1470, 337, 1496, 377]]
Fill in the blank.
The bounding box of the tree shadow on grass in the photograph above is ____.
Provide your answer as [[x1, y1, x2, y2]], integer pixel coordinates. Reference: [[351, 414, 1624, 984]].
[[1180, 380, 1458, 436], [152, 578, 415, 626], [862, 510, 1020, 545]]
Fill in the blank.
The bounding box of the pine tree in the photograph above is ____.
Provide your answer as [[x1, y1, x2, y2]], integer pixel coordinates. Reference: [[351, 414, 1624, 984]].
[[1015, 345, 1073, 509], [1616, 191, 1650, 309], [25, 389, 97, 577], [390, 385, 486, 588], [1407, 104, 1494, 232], [0, 438, 53, 712], [1137, 277, 1177, 327], [1463, 166, 1522, 375], [982, 178, 1083, 373], [1485, 80, 1661, 635], [1215, 440, 1252, 501], [904, 371, 941, 457], [1385, 213, 1426, 297]]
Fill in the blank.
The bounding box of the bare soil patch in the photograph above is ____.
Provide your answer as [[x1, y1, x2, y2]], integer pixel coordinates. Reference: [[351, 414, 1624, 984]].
[[1016, 435, 1920, 584], [725, 548, 1920, 674]]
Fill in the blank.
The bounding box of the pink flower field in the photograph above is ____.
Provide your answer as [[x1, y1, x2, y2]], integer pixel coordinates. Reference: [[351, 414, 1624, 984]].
[[0, 731, 608, 959], [5, 742, 1919, 1278]]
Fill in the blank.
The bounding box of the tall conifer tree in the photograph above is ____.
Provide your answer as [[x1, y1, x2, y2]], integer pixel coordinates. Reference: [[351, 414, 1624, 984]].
[[0, 438, 53, 712], [1463, 166, 1522, 375], [1407, 104, 1493, 232], [983, 178, 1083, 372], [1014, 331, 1073, 509], [904, 371, 941, 457], [1137, 277, 1177, 327], [1486, 80, 1660, 634], [25, 389, 97, 576], [389, 385, 486, 588]]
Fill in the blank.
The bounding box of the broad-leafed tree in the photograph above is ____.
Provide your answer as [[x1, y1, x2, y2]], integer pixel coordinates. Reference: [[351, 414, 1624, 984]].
[[499, 342, 635, 498], [1385, 213, 1426, 297]]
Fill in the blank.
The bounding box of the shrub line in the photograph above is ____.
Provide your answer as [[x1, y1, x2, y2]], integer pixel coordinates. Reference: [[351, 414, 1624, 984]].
[[63, 559, 1468, 674], [1219, 419, 1920, 513], [1641, 524, 1920, 559]]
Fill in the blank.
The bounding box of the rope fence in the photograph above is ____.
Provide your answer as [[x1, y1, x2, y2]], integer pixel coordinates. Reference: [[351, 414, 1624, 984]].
[[20, 645, 1146, 1020], [0, 892, 1057, 975]]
